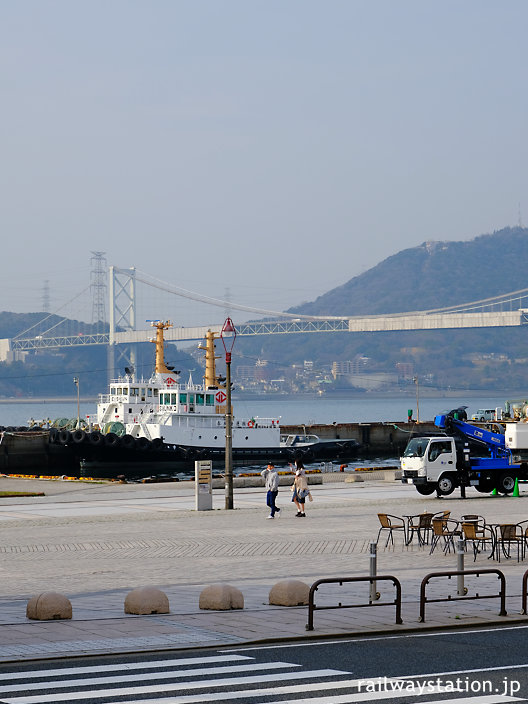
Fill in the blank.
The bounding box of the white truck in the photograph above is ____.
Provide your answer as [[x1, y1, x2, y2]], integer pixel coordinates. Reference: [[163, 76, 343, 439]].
[[470, 408, 495, 422], [401, 409, 528, 496]]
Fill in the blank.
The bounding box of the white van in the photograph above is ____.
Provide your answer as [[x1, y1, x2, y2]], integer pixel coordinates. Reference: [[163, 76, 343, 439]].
[[470, 408, 495, 422]]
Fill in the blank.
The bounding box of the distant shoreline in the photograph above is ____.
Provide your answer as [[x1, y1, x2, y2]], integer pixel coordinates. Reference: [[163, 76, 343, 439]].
[[0, 397, 97, 404], [0, 389, 521, 404]]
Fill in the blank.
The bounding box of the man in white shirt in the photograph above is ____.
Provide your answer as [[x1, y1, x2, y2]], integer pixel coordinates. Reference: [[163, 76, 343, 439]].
[[260, 461, 280, 519]]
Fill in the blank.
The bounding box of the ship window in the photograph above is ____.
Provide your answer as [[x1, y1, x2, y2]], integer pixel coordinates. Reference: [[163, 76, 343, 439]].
[[206, 394, 214, 406], [153, 389, 159, 397], [141, 388, 146, 396], [131, 387, 139, 396], [171, 393, 177, 404], [147, 388, 152, 397], [189, 394, 195, 403], [196, 393, 204, 405], [180, 393, 187, 403], [122, 388, 128, 395], [129, 408, 132, 414], [162, 393, 170, 405], [117, 388, 122, 395]]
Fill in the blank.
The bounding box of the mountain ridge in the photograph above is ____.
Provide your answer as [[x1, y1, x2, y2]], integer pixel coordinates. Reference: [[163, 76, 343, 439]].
[[289, 226, 528, 316]]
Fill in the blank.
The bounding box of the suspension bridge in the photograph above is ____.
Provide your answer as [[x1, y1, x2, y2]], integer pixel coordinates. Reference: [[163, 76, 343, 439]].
[[1, 266, 528, 363]]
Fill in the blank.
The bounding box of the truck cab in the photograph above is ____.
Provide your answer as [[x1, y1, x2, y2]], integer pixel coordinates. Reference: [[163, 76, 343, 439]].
[[401, 436, 457, 495], [471, 408, 495, 422]]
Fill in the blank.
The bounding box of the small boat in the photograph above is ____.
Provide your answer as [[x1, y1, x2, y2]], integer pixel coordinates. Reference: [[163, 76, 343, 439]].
[[280, 433, 360, 462], [46, 321, 360, 477]]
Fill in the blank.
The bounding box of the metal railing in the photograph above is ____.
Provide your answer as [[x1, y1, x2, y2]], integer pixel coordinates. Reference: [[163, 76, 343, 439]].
[[519, 569, 528, 614], [419, 569, 507, 622], [306, 575, 403, 631]]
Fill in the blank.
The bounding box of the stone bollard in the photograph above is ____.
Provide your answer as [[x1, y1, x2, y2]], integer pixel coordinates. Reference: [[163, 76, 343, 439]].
[[269, 579, 310, 606], [199, 583, 244, 610], [124, 587, 170, 615], [26, 592, 72, 620]]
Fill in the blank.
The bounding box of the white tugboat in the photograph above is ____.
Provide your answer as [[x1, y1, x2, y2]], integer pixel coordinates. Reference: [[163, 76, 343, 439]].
[[47, 321, 359, 477]]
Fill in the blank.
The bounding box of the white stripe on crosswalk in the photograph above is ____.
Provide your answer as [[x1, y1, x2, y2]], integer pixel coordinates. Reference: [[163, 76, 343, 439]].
[[0, 661, 299, 694], [261, 693, 523, 704], [0, 655, 251, 681], [424, 697, 523, 704], [95, 682, 459, 704], [1, 668, 346, 704]]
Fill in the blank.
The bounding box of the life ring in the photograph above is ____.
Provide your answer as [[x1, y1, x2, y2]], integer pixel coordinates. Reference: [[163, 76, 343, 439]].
[[248, 420, 254, 428]]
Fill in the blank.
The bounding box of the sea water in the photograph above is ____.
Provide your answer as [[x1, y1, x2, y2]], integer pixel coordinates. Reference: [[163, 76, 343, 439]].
[[0, 393, 512, 428], [0, 392, 514, 474]]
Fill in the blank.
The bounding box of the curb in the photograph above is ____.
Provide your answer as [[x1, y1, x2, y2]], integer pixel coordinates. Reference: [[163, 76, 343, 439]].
[[2, 615, 527, 665]]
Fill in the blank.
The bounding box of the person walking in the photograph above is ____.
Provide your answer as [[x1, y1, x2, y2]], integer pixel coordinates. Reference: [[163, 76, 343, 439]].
[[261, 461, 280, 519], [291, 460, 309, 517]]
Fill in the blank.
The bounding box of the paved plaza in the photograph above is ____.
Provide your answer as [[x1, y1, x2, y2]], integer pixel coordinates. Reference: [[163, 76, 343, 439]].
[[1, 472, 528, 661]]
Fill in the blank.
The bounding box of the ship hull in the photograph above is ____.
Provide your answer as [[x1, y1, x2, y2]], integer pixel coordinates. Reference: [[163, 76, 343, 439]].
[[46, 433, 361, 479]]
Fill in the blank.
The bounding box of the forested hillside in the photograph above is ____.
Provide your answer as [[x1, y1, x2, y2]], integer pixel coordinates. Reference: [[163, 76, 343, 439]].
[[234, 226, 528, 392]]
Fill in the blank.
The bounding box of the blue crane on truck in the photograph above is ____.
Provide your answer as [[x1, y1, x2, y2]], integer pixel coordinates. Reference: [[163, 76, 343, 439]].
[[400, 407, 525, 496]]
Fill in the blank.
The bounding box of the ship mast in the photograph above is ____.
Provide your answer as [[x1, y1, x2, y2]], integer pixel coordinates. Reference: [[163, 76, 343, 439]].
[[198, 330, 223, 388], [151, 321, 173, 374]]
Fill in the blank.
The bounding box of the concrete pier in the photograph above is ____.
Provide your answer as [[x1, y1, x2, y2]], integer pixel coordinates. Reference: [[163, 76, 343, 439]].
[[281, 420, 437, 455]]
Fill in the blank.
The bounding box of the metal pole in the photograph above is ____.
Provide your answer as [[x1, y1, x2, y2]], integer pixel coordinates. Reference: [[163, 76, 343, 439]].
[[73, 377, 80, 429], [457, 537, 465, 596], [415, 377, 420, 424], [225, 354, 233, 509], [369, 540, 379, 602]]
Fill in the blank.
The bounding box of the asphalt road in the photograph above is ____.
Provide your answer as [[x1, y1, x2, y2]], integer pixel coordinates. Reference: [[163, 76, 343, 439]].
[[1, 625, 528, 703]]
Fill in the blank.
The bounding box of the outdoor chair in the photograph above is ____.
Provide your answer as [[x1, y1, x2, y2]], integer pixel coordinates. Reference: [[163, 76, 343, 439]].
[[406, 512, 434, 546], [430, 518, 462, 555], [376, 513, 406, 547], [461, 514, 486, 539], [461, 521, 494, 561], [433, 510, 451, 519], [515, 520, 528, 551], [496, 523, 525, 562]]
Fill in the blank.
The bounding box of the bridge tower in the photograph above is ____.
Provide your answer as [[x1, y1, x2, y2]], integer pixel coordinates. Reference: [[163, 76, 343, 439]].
[[108, 266, 137, 380], [90, 251, 107, 332]]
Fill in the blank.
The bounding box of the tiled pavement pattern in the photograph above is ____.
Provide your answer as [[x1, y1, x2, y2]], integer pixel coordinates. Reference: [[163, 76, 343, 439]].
[[1, 473, 528, 661]]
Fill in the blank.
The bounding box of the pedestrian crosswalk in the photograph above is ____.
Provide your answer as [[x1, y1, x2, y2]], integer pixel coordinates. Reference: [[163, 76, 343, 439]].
[[0, 653, 524, 704]]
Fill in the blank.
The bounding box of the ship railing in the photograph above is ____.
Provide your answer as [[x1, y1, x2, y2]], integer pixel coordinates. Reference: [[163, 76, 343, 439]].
[[151, 414, 280, 430]]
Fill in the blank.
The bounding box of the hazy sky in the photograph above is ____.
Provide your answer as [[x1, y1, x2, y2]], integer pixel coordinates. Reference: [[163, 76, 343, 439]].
[[2, 0, 527, 327]]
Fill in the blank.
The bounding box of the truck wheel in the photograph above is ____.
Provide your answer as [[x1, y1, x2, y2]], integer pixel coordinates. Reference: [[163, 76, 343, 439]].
[[437, 474, 456, 496], [416, 484, 436, 496], [497, 472, 516, 494], [476, 480, 495, 493]]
